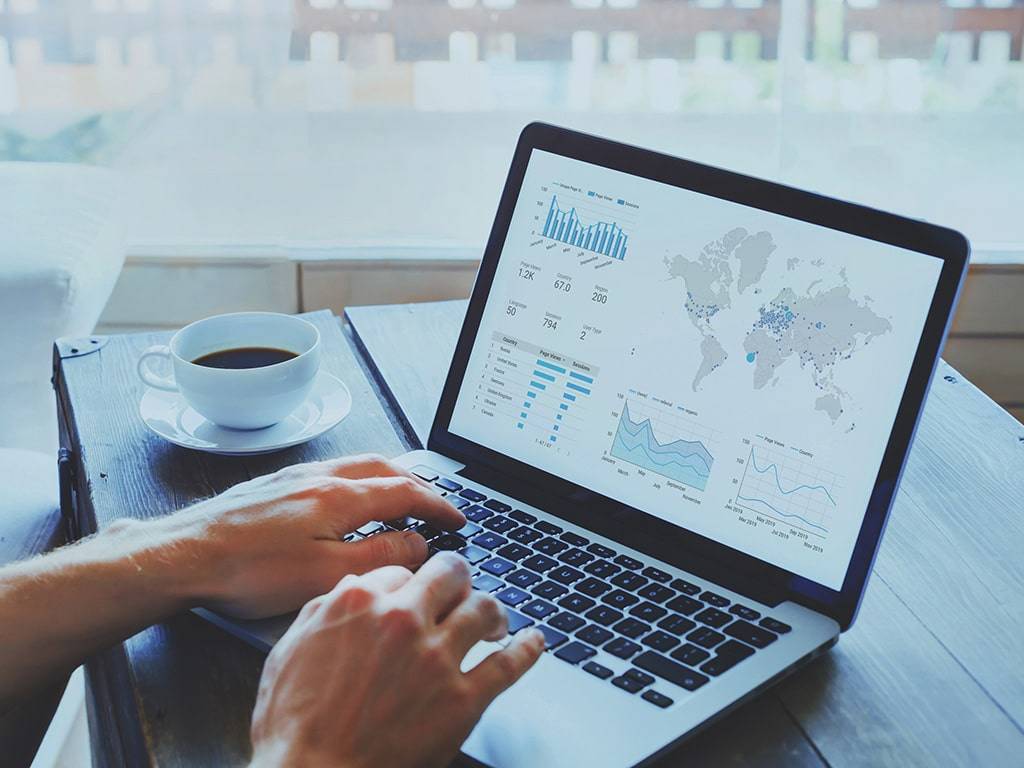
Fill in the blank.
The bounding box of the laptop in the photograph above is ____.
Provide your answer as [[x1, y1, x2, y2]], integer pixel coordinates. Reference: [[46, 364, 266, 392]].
[[201, 123, 969, 767]]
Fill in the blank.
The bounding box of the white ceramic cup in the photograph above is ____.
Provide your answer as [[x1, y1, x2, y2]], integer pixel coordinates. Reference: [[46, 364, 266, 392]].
[[137, 312, 321, 430]]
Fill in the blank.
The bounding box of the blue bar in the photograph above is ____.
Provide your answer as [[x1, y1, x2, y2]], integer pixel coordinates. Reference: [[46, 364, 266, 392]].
[[526, 391, 536, 399], [564, 210, 575, 243], [533, 370, 556, 382], [621, 243, 627, 260], [605, 225, 616, 255], [517, 422, 524, 429], [563, 393, 576, 401], [553, 424, 560, 432], [613, 233, 622, 259], [556, 413, 563, 420], [537, 359, 566, 374], [566, 382, 591, 395], [520, 411, 528, 419], [550, 436, 557, 442], [598, 226, 608, 253], [544, 198, 555, 236], [559, 403, 569, 411], [530, 381, 546, 391], [585, 226, 593, 249], [523, 401, 531, 408], [556, 216, 566, 241], [569, 371, 594, 384]]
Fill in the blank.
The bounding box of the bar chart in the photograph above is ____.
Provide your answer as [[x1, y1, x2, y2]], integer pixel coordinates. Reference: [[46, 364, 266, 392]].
[[541, 194, 630, 261]]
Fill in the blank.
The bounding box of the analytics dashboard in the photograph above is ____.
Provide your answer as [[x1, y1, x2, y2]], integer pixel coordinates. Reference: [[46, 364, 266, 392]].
[[449, 149, 943, 589]]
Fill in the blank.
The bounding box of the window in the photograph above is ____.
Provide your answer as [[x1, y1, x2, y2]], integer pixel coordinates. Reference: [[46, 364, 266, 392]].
[[0, 0, 1021, 256]]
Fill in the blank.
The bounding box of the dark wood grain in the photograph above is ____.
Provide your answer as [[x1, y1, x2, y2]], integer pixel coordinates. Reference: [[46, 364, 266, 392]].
[[54, 310, 407, 767], [348, 301, 1024, 766]]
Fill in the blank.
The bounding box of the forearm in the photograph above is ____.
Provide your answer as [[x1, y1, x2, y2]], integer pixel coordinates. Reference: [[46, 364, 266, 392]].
[[0, 514, 211, 707]]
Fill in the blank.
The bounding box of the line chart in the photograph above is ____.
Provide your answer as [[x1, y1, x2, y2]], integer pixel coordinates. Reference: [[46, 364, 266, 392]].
[[735, 445, 840, 536]]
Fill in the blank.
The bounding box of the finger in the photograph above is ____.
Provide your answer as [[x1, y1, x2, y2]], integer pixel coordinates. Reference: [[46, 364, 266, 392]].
[[400, 551, 472, 623], [314, 453, 422, 483], [465, 628, 545, 705], [340, 531, 429, 573], [336, 476, 466, 531], [443, 591, 508, 656], [353, 564, 414, 594]]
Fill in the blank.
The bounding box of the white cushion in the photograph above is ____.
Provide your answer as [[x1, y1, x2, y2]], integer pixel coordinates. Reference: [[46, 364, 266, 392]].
[[0, 163, 125, 454], [0, 448, 62, 566]]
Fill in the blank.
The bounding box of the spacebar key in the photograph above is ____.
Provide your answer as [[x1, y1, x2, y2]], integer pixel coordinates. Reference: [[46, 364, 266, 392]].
[[634, 651, 710, 691]]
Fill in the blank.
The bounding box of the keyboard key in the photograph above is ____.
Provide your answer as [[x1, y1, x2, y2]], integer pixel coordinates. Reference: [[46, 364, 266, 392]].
[[613, 618, 651, 639], [532, 581, 569, 600], [584, 606, 623, 626], [537, 625, 568, 650], [642, 690, 674, 708], [384, 516, 419, 531], [614, 554, 643, 570], [505, 608, 534, 634], [414, 522, 441, 540], [535, 537, 569, 556], [496, 543, 532, 562], [455, 522, 482, 539], [700, 591, 730, 608], [630, 602, 667, 622], [535, 520, 563, 535], [611, 572, 649, 591], [604, 637, 642, 659], [633, 651, 710, 692], [460, 488, 486, 502], [642, 567, 671, 583], [587, 543, 616, 559], [458, 545, 490, 565], [584, 560, 621, 579], [509, 526, 542, 544], [481, 558, 516, 577], [725, 620, 778, 648], [508, 509, 537, 524], [549, 565, 585, 585], [576, 577, 612, 598], [496, 586, 531, 606], [730, 604, 762, 621], [701, 639, 756, 676], [506, 569, 542, 588], [463, 505, 493, 523], [583, 661, 614, 680], [577, 625, 613, 646], [670, 643, 710, 667], [642, 630, 681, 652], [625, 668, 656, 686], [522, 554, 558, 573], [558, 593, 596, 614], [447, 497, 472, 511], [554, 641, 596, 665], [611, 675, 644, 694], [550, 612, 586, 633], [666, 595, 702, 615], [356, 521, 384, 536], [695, 607, 733, 629], [759, 617, 792, 634], [483, 516, 518, 534], [433, 534, 468, 551], [602, 590, 639, 609], [484, 499, 512, 513], [472, 574, 503, 592], [522, 599, 558, 620], [637, 584, 674, 603], [436, 478, 462, 492], [657, 615, 697, 636], [561, 531, 589, 547], [687, 626, 726, 649], [411, 466, 439, 482], [474, 532, 507, 551], [670, 578, 701, 596], [558, 548, 594, 567]]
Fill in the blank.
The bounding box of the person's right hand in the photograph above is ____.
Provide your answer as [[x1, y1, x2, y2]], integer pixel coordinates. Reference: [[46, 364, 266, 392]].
[[249, 553, 546, 768]]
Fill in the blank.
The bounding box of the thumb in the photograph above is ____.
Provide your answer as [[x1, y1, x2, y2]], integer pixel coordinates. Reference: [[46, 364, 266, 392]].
[[342, 531, 429, 573]]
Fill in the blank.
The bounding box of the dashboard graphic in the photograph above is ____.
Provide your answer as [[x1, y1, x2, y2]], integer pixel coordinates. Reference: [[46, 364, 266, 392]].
[[610, 399, 715, 492], [735, 445, 839, 536], [542, 194, 630, 261]]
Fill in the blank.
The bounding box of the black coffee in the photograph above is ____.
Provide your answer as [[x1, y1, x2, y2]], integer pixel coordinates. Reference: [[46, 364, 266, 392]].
[[192, 347, 298, 369]]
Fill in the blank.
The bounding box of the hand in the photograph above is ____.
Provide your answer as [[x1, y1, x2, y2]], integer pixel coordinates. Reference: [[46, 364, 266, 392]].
[[172, 454, 466, 619], [249, 553, 546, 768]]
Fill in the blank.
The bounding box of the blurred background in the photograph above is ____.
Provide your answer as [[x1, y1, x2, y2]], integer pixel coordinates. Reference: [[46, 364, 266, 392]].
[[0, 0, 1020, 419]]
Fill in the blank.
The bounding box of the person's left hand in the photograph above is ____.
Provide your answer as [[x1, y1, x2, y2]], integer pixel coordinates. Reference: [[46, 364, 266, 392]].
[[146, 454, 465, 619]]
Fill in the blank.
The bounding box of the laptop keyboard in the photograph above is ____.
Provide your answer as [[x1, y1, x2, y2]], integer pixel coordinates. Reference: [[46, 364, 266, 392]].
[[349, 467, 792, 710]]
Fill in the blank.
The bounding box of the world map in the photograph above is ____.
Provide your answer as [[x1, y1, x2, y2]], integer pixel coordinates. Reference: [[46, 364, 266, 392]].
[[664, 227, 892, 424]]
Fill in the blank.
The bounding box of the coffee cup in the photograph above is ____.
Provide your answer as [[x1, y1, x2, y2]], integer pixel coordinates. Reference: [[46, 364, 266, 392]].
[[137, 312, 321, 430]]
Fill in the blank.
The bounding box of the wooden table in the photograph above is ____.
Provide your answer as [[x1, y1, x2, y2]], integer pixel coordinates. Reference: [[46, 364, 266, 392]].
[[53, 302, 1024, 767]]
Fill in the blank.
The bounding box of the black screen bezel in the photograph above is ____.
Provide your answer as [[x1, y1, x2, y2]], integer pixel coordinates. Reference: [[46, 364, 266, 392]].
[[428, 122, 969, 630]]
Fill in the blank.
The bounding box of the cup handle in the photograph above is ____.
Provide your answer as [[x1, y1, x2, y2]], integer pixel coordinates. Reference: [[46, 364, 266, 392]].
[[137, 345, 178, 392]]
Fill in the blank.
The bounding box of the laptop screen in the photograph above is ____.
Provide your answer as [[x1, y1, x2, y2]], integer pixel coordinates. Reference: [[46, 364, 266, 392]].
[[449, 148, 943, 590]]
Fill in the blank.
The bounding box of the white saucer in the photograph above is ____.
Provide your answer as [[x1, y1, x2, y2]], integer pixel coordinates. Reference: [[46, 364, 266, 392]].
[[140, 372, 352, 455]]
